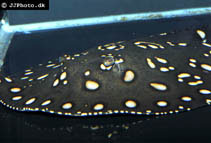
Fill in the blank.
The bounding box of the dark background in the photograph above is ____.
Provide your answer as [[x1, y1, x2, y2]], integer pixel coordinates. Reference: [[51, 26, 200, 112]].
[[1, 0, 211, 143]]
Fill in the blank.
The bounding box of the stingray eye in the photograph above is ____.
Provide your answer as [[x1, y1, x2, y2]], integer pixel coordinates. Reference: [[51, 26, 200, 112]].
[[103, 56, 115, 67]]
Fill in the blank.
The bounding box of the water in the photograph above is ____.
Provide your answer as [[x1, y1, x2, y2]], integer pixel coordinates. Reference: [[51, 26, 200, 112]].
[[1, 14, 211, 143]]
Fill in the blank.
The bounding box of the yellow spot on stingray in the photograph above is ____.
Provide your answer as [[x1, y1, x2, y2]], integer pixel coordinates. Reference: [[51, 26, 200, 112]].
[[148, 44, 158, 49], [4, 77, 12, 83], [146, 58, 156, 69], [10, 87, 21, 93], [12, 96, 22, 101], [189, 63, 196, 68], [178, 78, 184, 82], [157, 101, 168, 107], [178, 43, 187, 46], [168, 66, 175, 70], [196, 30, 206, 39], [160, 33, 167, 36], [204, 53, 209, 57], [166, 41, 175, 46], [181, 96, 192, 102], [194, 75, 201, 80], [37, 74, 49, 80], [21, 77, 29, 80], [201, 64, 211, 71], [93, 104, 104, 111], [202, 42, 211, 47], [53, 79, 59, 87], [199, 89, 211, 95], [46, 64, 55, 68], [150, 83, 167, 91], [206, 99, 211, 105], [178, 106, 184, 110], [84, 70, 91, 76], [106, 45, 117, 50], [137, 45, 147, 49], [188, 80, 203, 86], [189, 58, 197, 63], [178, 73, 191, 78], [62, 103, 72, 109], [123, 70, 135, 82], [85, 80, 100, 91], [160, 67, 169, 72], [24, 72, 33, 75], [155, 57, 167, 64], [41, 100, 51, 106], [60, 72, 67, 80], [25, 98, 36, 105], [125, 100, 137, 108]]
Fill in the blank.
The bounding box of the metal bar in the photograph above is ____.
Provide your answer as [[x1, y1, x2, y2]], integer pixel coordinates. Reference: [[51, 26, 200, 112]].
[[3, 7, 211, 34]]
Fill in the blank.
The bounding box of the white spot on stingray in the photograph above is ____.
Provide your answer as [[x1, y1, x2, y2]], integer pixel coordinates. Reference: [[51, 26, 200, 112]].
[[181, 96, 192, 102], [85, 80, 100, 91], [10, 87, 21, 93], [62, 103, 72, 110], [123, 70, 135, 82], [146, 58, 156, 69], [150, 83, 167, 91], [41, 100, 51, 106], [125, 100, 137, 108], [93, 104, 104, 111], [201, 64, 211, 71], [12, 96, 22, 101], [25, 97, 36, 105], [157, 101, 168, 107], [60, 72, 67, 80]]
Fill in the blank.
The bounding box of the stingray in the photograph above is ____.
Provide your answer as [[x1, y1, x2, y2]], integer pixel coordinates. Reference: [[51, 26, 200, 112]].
[[0, 26, 210, 116]]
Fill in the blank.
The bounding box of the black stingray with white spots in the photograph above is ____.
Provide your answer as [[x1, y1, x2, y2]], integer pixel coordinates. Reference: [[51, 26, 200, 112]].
[[0, 26, 211, 116]]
